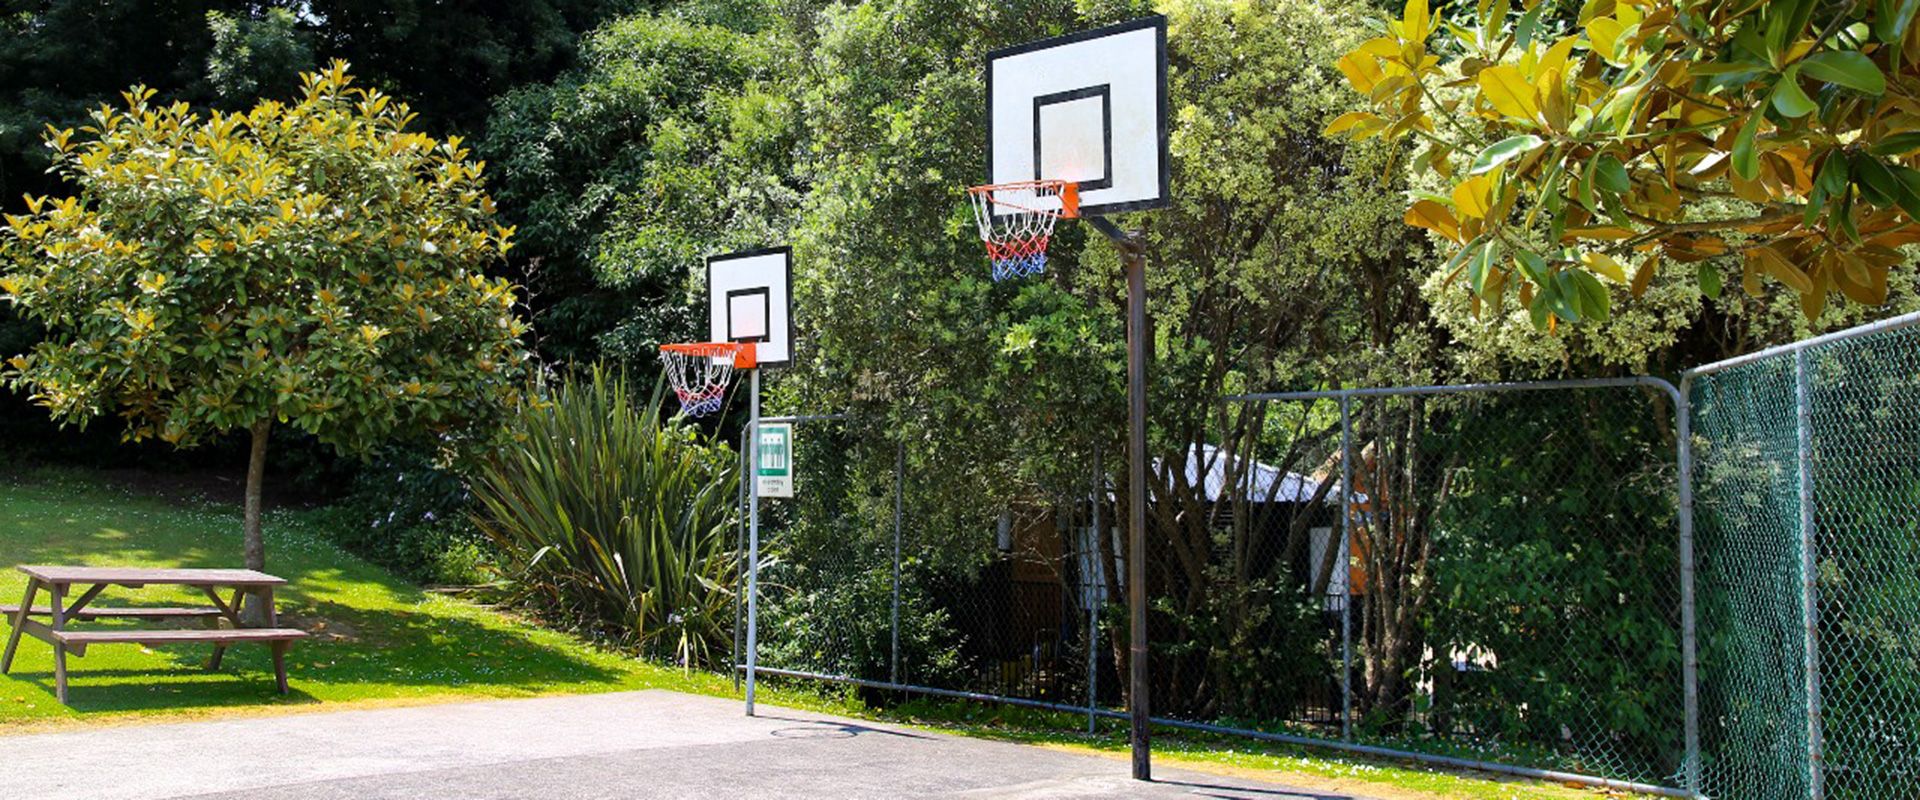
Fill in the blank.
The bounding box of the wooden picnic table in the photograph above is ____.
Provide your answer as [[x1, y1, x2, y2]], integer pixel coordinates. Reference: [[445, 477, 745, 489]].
[[0, 565, 306, 703]]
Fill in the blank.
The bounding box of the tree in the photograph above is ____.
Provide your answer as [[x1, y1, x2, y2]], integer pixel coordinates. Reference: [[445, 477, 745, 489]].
[[1330, 0, 1920, 327], [779, 0, 1439, 718], [303, 0, 631, 136], [479, 5, 802, 362], [0, 62, 534, 574], [0, 1, 627, 206], [205, 8, 316, 104]]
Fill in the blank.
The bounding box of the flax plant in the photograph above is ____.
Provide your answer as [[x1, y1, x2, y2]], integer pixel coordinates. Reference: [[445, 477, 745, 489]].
[[473, 365, 740, 669]]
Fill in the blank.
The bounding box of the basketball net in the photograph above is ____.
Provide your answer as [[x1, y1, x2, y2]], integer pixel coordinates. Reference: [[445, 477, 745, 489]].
[[659, 342, 755, 417], [967, 180, 1079, 281]]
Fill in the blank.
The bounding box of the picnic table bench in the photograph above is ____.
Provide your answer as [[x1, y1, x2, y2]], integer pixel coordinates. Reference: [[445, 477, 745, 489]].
[[0, 565, 306, 703]]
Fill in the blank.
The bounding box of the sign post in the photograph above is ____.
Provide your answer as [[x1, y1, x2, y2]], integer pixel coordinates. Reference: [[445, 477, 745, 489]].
[[757, 422, 794, 499]]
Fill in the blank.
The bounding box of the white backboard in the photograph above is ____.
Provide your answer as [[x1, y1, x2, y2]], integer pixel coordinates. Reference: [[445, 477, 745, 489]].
[[986, 15, 1168, 216], [707, 247, 792, 367]]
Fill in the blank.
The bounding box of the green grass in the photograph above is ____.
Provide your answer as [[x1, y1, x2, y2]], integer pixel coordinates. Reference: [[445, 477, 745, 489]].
[[0, 469, 741, 724], [0, 469, 1636, 799]]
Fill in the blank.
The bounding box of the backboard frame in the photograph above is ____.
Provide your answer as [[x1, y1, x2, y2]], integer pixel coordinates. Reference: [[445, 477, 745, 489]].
[[984, 15, 1170, 218]]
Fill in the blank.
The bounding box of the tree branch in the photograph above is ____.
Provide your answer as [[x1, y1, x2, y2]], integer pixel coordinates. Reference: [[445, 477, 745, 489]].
[[1623, 206, 1800, 247]]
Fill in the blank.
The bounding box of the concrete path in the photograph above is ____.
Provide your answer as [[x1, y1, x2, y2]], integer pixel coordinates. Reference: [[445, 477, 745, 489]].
[[0, 690, 1378, 800]]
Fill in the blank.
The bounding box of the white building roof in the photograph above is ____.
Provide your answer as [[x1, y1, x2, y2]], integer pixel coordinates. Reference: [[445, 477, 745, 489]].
[[1154, 444, 1362, 505]]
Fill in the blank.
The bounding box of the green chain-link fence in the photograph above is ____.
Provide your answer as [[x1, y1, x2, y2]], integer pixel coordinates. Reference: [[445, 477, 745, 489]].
[[1688, 312, 1920, 800]]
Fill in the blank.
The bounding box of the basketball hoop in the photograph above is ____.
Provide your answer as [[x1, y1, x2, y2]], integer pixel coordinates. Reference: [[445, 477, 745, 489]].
[[967, 180, 1079, 281], [659, 342, 756, 417]]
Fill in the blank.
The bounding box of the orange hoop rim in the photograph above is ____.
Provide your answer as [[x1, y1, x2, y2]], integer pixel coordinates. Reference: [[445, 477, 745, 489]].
[[966, 179, 1080, 219], [660, 341, 757, 369]]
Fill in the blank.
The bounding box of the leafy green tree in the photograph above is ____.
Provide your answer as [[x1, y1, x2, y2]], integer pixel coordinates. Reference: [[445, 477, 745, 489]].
[[0, 63, 534, 573], [778, 0, 1438, 716], [205, 8, 316, 104], [0, 1, 627, 205], [305, 0, 632, 135], [1330, 0, 1920, 326], [480, 5, 802, 362]]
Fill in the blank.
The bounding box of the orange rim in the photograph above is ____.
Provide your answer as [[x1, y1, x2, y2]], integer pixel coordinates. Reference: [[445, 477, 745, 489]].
[[967, 179, 1080, 219], [661, 341, 757, 369]]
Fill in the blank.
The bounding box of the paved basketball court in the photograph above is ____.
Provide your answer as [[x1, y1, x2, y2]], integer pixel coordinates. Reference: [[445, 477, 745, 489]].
[[0, 690, 1375, 799]]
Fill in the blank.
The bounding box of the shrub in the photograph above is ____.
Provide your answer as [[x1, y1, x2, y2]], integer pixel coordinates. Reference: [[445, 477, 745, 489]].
[[310, 451, 499, 586], [472, 365, 740, 668]]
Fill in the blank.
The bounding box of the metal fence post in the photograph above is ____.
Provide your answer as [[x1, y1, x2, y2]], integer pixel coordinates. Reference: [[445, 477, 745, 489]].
[[1089, 446, 1102, 734], [1794, 349, 1823, 800], [1675, 378, 1701, 796], [1339, 394, 1354, 743], [892, 439, 905, 686]]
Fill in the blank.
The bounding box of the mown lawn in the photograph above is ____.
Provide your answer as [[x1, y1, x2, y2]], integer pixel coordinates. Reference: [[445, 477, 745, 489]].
[[0, 470, 1634, 799], [0, 470, 735, 724]]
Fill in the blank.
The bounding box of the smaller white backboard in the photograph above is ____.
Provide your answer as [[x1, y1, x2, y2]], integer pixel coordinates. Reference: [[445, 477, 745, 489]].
[[986, 15, 1169, 216], [707, 247, 793, 367]]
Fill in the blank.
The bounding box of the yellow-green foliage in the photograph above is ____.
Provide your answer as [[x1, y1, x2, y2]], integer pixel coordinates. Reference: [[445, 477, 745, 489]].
[[1330, 0, 1920, 327], [0, 61, 533, 455]]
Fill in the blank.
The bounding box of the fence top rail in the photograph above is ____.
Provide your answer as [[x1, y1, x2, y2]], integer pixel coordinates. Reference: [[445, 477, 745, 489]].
[[1225, 375, 1680, 405], [757, 413, 851, 424], [1682, 309, 1920, 380]]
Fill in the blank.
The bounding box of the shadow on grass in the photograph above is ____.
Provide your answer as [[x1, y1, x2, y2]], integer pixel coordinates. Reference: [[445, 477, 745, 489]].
[[279, 599, 624, 687], [1152, 779, 1355, 799], [6, 668, 320, 712]]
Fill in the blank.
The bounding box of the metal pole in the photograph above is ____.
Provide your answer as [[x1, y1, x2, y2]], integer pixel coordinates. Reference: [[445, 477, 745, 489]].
[[1089, 445, 1102, 734], [1339, 395, 1354, 742], [733, 427, 748, 693], [1122, 229, 1152, 781], [746, 369, 762, 717], [1087, 213, 1150, 780], [1795, 350, 1822, 800], [1676, 377, 1701, 795], [891, 439, 905, 685]]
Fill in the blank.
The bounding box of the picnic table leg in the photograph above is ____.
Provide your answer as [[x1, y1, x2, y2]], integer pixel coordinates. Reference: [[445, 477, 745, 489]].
[[207, 588, 245, 671], [263, 587, 289, 693], [48, 582, 67, 704], [1, 578, 39, 674], [270, 641, 289, 694]]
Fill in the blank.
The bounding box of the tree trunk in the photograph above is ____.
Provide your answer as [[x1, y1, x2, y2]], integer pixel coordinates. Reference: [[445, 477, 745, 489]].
[[241, 418, 270, 624], [244, 418, 271, 572]]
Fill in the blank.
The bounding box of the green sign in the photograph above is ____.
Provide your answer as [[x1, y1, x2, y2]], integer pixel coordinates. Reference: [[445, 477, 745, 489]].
[[756, 422, 793, 498]]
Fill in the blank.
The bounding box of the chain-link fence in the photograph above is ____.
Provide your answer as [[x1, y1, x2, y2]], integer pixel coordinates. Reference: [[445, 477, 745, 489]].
[[1210, 380, 1690, 794], [735, 311, 1920, 799], [1687, 312, 1920, 800], [735, 380, 1694, 796], [738, 412, 1109, 723]]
